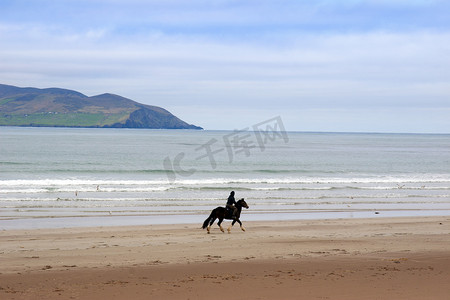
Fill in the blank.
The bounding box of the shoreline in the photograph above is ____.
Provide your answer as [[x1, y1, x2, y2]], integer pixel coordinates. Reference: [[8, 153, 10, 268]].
[[2, 209, 450, 230], [1, 216, 449, 299]]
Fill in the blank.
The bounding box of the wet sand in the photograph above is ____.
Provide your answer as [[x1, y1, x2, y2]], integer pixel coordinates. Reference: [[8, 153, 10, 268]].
[[1, 216, 449, 299]]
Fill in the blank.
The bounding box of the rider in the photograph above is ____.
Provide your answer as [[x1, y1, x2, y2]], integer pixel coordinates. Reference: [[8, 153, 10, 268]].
[[226, 191, 238, 219]]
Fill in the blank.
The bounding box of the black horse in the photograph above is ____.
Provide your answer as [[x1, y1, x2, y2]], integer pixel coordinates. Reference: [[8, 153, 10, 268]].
[[202, 198, 249, 234]]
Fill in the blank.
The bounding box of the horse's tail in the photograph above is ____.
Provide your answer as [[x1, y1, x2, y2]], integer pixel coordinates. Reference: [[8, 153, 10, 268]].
[[202, 209, 215, 229]]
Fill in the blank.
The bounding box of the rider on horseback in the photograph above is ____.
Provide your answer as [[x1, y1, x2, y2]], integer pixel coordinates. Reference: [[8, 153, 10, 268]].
[[226, 191, 238, 219]]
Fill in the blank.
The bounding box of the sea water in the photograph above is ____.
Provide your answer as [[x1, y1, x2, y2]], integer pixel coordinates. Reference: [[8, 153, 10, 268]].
[[1, 125, 450, 229]]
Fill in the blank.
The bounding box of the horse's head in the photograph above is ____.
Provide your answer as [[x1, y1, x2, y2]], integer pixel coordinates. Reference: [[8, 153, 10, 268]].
[[237, 198, 249, 209]]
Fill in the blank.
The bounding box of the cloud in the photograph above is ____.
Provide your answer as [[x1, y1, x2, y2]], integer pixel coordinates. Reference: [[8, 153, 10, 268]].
[[2, 0, 448, 32], [1, 27, 449, 107]]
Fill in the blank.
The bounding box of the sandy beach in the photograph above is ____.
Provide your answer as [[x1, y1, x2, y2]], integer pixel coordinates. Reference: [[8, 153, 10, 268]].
[[1, 216, 449, 299]]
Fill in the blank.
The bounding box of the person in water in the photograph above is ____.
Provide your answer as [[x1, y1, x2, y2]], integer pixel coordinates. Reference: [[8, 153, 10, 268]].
[[226, 191, 238, 219]]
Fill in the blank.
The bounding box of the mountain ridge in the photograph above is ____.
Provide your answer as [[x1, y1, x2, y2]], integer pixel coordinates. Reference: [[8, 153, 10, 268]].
[[0, 84, 202, 129]]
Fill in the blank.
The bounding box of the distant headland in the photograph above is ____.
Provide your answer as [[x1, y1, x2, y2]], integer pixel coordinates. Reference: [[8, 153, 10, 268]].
[[0, 84, 202, 130]]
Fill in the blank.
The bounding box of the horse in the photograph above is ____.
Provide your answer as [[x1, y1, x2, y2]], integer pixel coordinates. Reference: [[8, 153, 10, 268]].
[[202, 198, 249, 234]]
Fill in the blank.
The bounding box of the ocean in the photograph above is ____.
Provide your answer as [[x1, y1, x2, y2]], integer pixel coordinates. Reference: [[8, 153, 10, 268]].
[[1, 122, 450, 229]]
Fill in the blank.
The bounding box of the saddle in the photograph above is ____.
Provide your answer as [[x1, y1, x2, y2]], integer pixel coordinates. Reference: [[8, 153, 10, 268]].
[[225, 206, 236, 219]]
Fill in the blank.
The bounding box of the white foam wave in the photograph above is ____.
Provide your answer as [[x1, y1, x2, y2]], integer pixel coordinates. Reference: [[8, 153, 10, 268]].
[[1, 174, 450, 188]]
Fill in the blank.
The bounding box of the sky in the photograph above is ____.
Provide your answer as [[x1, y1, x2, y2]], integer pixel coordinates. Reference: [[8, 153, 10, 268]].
[[1, 0, 449, 133]]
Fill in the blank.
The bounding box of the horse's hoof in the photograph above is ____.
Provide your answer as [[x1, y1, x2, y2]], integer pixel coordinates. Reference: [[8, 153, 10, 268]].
[[241, 226, 246, 232], [219, 226, 224, 233]]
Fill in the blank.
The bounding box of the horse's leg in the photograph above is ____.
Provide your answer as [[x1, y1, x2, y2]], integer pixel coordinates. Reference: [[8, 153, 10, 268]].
[[228, 219, 245, 233], [237, 219, 245, 231], [207, 217, 216, 234], [217, 217, 225, 232], [227, 219, 237, 233]]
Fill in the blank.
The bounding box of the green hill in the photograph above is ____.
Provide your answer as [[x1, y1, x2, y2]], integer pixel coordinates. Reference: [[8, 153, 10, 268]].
[[0, 84, 202, 129]]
